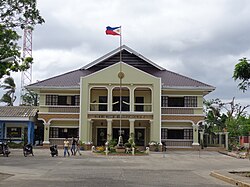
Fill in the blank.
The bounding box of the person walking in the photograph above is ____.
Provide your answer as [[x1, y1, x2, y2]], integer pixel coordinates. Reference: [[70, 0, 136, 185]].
[[71, 137, 77, 156], [63, 137, 70, 157], [75, 136, 82, 156]]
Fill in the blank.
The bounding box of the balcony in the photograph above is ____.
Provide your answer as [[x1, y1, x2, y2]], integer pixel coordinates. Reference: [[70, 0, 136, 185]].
[[40, 106, 80, 113]]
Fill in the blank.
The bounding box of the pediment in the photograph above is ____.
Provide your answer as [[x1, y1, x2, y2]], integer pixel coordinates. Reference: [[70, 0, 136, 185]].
[[81, 45, 165, 72]]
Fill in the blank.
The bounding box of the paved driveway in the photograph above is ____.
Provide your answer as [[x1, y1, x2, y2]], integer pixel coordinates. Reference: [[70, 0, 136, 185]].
[[0, 149, 249, 187]]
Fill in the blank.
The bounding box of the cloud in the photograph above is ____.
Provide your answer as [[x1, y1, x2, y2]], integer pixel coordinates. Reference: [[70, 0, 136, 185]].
[[1, 0, 249, 113]]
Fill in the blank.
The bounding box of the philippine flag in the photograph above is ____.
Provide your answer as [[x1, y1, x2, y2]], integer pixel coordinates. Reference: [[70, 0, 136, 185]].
[[105, 26, 121, 36]]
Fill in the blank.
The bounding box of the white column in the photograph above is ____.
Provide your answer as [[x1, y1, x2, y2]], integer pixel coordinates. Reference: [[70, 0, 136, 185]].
[[130, 88, 134, 112], [107, 119, 113, 141], [89, 119, 93, 142], [219, 132, 223, 145], [149, 120, 154, 142], [225, 132, 229, 150], [192, 124, 199, 146], [199, 131, 204, 148], [129, 119, 135, 138], [108, 86, 113, 112], [87, 119, 92, 142], [43, 122, 50, 145]]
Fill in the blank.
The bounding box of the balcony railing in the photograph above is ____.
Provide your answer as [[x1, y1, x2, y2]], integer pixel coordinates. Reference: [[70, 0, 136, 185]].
[[163, 139, 193, 147], [161, 107, 194, 114], [90, 103, 108, 111], [40, 106, 80, 113], [89, 103, 152, 112], [134, 103, 152, 112]]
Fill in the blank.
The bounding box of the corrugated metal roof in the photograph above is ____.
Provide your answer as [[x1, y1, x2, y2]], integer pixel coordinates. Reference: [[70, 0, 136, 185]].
[[27, 46, 215, 90], [0, 106, 38, 117]]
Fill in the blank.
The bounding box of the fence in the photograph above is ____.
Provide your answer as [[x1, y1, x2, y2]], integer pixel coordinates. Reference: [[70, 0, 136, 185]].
[[200, 133, 226, 148]]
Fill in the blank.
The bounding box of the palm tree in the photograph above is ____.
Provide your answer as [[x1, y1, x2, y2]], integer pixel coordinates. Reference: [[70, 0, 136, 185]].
[[0, 76, 16, 106], [21, 89, 39, 106]]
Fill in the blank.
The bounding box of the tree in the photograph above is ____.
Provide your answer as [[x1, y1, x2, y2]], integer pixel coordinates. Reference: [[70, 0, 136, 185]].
[[0, 76, 16, 106], [204, 99, 226, 129], [0, 0, 44, 79], [233, 58, 250, 92], [204, 97, 249, 148], [21, 89, 39, 106]]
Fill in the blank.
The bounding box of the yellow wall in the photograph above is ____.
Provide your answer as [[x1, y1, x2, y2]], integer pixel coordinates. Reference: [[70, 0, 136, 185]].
[[80, 62, 161, 143]]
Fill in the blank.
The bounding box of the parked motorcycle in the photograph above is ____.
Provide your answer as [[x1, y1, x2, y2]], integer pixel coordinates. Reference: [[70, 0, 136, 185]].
[[23, 143, 34, 157], [0, 141, 10, 157], [50, 144, 58, 157]]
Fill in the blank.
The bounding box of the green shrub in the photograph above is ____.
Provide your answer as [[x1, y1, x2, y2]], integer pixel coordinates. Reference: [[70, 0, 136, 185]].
[[8, 142, 23, 148]]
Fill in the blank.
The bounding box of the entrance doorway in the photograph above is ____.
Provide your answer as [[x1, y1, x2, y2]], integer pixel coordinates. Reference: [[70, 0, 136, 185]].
[[112, 128, 129, 144], [135, 129, 145, 146], [97, 128, 107, 146]]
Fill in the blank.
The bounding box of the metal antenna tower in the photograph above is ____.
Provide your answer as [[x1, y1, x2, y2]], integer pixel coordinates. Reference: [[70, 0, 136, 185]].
[[20, 26, 33, 105]]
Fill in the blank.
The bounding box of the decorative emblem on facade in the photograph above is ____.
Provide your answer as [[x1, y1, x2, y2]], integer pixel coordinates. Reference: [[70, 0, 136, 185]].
[[118, 71, 125, 79]]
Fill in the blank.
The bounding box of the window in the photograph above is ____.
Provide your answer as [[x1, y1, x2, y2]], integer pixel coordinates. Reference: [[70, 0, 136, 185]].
[[135, 97, 144, 111], [46, 95, 80, 106], [167, 129, 184, 139], [184, 129, 193, 139], [75, 95, 80, 106], [161, 96, 168, 107], [7, 127, 22, 138], [71, 95, 80, 106], [184, 96, 197, 107], [58, 96, 67, 105], [50, 127, 59, 138], [161, 128, 168, 139], [50, 128, 78, 138], [166, 129, 193, 139], [113, 96, 130, 111], [168, 97, 184, 107], [99, 96, 107, 111], [46, 95, 58, 105]]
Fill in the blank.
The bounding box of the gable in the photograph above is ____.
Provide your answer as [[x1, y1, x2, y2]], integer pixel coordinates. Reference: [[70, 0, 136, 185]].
[[82, 45, 165, 71], [82, 62, 160, 85]]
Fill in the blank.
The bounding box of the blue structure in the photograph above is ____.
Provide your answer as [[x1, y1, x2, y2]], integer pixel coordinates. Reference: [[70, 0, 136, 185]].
[[0, 121, 5, 140], [0, 106, 38, 144]]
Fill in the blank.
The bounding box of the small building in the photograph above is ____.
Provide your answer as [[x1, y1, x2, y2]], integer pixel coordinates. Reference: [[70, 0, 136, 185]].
[[0, 106, 38, 144], [27, 45, 215, 148]]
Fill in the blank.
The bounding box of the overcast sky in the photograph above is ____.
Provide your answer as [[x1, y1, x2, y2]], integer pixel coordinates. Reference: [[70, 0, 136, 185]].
[[1, 0, 250, 113]]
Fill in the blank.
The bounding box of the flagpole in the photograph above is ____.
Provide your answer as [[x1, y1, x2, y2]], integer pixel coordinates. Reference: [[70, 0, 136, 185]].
[[106, 26, 124, 147], [119, 26, 122, 141]]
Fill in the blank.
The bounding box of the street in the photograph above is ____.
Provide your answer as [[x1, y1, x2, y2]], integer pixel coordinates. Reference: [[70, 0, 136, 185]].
[[0, 149, 249, 187]]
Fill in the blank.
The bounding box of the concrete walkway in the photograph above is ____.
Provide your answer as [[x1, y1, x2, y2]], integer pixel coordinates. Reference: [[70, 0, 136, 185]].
[[0, 148, 249, 186]]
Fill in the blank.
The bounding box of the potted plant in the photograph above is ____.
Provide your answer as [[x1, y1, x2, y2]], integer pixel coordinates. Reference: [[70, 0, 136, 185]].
[[79, 141, 85, 151], [149, 141, 161, 152], [83, 141, 93, 150]]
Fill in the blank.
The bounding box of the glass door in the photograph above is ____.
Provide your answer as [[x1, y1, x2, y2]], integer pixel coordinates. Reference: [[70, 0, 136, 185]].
[[135, 129, 145, 146]]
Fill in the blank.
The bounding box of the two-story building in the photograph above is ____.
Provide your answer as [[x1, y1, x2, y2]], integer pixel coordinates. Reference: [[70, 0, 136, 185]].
[[27, 45, 215, 148]]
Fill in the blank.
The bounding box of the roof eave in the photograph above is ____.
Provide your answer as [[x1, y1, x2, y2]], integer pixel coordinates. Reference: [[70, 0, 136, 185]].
[[162, 86, 216, 91], [26, 86, 80, 90]]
